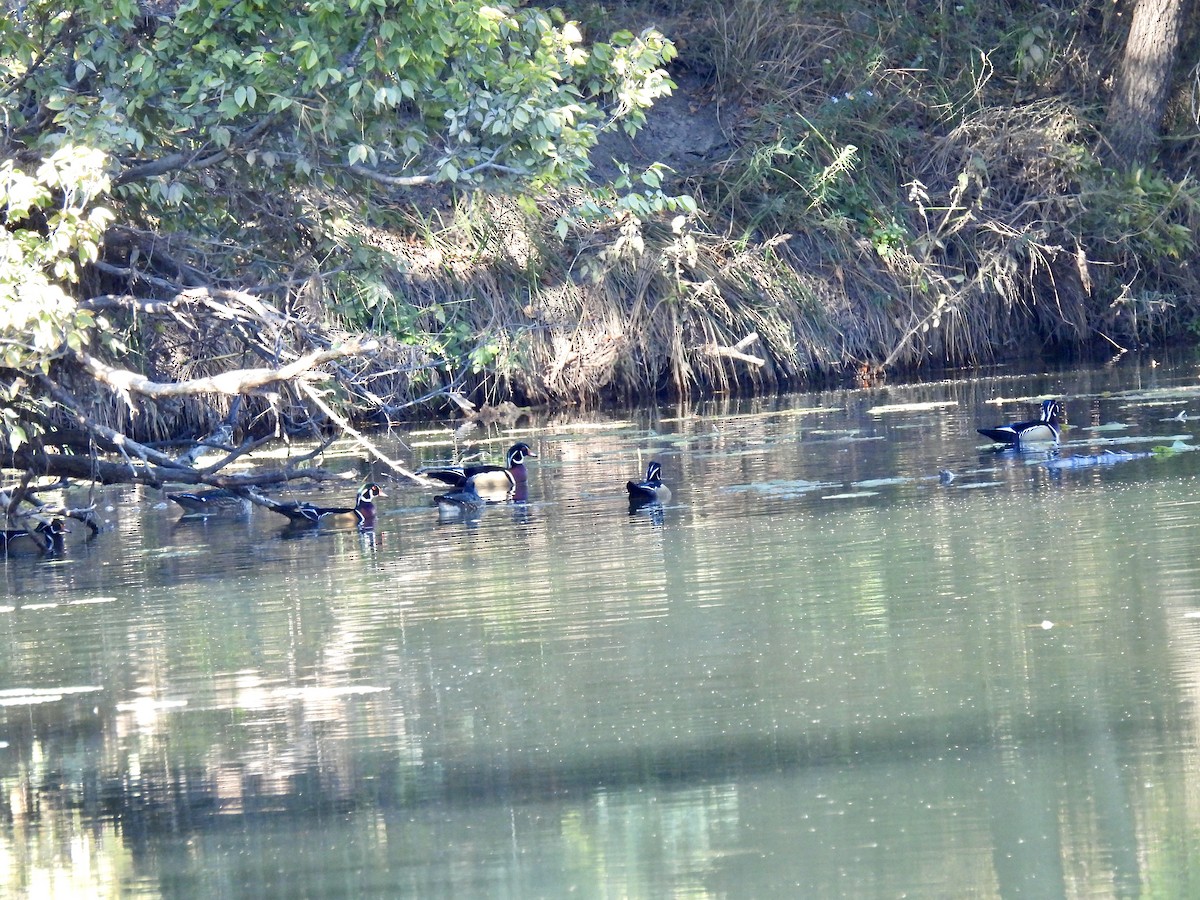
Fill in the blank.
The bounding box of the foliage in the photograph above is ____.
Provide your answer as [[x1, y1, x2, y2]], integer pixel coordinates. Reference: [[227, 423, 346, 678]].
[[0, 0, 677, 442], [2, 0, 675, 193], [1083, 168, 1200, 264], [0, 144, 111, 448], [555, 162, 698, 278], [672, 0, 1200, 366]]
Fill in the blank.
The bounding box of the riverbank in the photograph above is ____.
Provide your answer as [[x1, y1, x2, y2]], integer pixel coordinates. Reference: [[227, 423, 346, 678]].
[[9, 0, 1200, 455], [172, 0, 1200, 424]]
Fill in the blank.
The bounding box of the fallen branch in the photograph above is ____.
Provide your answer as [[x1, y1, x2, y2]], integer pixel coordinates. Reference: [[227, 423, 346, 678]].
[[38, 376, 191, 471], [297, 382, 426, 484], [703, 332, 765, 367], [7, 445, 340, 490], [76, 339, 379, 403], [21, 376, 347, 501]]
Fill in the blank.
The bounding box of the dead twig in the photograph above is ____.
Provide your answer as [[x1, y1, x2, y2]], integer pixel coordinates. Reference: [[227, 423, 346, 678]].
[[296, 382, 426, 484], [703, 332, 765, 367]]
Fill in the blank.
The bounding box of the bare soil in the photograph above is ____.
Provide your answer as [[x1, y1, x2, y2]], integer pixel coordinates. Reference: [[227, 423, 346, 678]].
[[589, 72, 738, 184]]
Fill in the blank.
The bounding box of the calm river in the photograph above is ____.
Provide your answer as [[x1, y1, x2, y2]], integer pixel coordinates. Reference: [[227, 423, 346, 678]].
[[4, 357, 1200, 897]]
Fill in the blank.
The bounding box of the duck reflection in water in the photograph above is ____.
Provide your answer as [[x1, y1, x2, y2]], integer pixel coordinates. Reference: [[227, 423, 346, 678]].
[[508, 480, 534, 524], [357, 527, 381, 553], [629, 502, 666, 526]]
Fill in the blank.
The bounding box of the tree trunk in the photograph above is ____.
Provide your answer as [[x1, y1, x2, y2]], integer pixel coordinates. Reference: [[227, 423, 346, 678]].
[[1103, 0, 1189, 167]]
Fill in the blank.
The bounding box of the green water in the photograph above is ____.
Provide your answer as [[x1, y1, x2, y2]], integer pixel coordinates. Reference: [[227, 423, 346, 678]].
[[4, 359, 1200, 898]]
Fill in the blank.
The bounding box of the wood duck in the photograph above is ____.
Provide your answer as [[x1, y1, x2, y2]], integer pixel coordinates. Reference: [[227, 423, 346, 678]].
[[433, 478, 489, 517], [270, 483, 385, 527], [420, 442, 537, 501], [167, 488, 252, 517], [627, 461, 671, 506], [42, 518, 68, 553], [1, 519, 68, 555], [978, 399, 1063, 447]]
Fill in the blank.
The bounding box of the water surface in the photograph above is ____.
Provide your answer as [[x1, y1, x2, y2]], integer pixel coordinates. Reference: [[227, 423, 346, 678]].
[[4, 358, 1200, 897]]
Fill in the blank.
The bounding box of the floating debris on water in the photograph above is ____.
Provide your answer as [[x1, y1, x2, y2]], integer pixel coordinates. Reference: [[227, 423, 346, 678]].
[[1045, 450, 1153, 469]]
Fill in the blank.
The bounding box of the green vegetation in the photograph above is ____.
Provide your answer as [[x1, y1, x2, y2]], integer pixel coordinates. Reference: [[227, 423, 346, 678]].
[[2, 0, 1200, 459], [0, 0, 676, 454]]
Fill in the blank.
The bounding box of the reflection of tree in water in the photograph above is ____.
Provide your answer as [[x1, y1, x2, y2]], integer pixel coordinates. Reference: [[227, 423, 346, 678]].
[[2, 686, 1160, 897]]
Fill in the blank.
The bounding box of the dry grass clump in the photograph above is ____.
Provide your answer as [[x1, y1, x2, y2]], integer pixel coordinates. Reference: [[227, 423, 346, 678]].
[[367, 192, 905, 405], [878, 99, 1098, 363]]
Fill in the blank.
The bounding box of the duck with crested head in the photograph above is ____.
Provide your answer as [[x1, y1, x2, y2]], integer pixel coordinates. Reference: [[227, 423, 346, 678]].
[[268, 483, 385, 528], [1, 518, 68, 556], [420, 442, 537, 502], [627, 461, 671, 508], [978, 399, 1063, 447]]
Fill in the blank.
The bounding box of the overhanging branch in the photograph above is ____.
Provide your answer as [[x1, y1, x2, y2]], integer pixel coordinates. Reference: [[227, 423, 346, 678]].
[[114, 115, 277, 185], [37, 375, 190, 471], [76, 339, 379, 402], [346, 146, 525, 188]]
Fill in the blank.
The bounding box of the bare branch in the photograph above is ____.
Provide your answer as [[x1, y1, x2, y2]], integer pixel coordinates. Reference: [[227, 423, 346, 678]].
[[114, 115, 276, 185], [37, 376, 191, 471], [196, 434, 276, 474], [347, 163, 440, 188], [6, 445, 341, 490], [76, 339, 379, 401], [91, 260, 187, 293], [346, 146, 526, 188], [82, 286, 291, 342], [80, 294, 192, 315], [297, 381, 425, 484], [113, 149, 231, 185], [703, 332, 765, 368]]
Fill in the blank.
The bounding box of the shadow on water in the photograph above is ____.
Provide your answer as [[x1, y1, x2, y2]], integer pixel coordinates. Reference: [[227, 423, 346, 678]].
[[3, 693, 1152, 820]]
